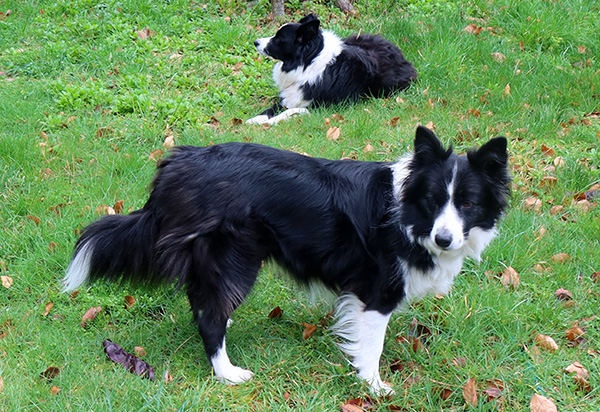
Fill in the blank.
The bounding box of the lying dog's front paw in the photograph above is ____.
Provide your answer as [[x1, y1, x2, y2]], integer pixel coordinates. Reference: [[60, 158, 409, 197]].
[[215, 366, 254, 385], [246, 115, 270, 125]]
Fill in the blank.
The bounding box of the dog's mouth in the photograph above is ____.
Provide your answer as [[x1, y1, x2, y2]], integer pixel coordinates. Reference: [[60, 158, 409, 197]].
[[253, 38, 271, 57]]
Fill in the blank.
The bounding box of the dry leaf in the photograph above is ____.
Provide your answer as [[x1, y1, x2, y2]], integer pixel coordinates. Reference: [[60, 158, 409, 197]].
[[137, 27, 155, 40], [163, 135, 175, 149], [268, 306, 283, 319], [149, 149, 164, 162], [551, 253, 571, 263], [573, 199, 593, 213], [549, 205, 564, 215], [164, 370, 174, 383], [541, 144, 556, 157], [503, 83, 511, 96], [1, 275, 13, 289], [301, 323, 317, 340], [565, 326, 585, 342], [95, 205, 115, 215], [555, 288, 572, 301], [0, 376, 4, 394], [326, 127, 341, 141], [113, 200, 124, 214], [523, 197, 542, 212], [577, 45, 587, 54], [50, 385, 61, 395], [462, 377, 478, 406], [535, 334, 558, 352], [27, 215, 41, 225], [81, 306, 102, 327], [363, 143, 375, 153], [501, 266, 520, 289], [539, 176, 557, 189], [42, 302, 54, 316], [564, 361, 589, 379], [134, 346, 147, 357], [491, 52, 506, 62], [530, 394, 558, 412], [124, 295, 136, 309], [388, 116, 400, 126], [463, 24, 483, 35], [40, 366, 60, 381]]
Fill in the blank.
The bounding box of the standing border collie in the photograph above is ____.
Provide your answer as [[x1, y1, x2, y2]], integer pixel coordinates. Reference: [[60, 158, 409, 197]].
[[246, 14, 417, 125], [64, 127, 510, 395]]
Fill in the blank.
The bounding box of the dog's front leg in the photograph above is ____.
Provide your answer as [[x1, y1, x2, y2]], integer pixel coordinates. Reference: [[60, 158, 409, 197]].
[[333, 294, 395, 395], [246, 102, 284, 124]]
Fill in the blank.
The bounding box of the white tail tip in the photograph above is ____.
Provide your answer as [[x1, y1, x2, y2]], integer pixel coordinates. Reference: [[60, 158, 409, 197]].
[[63, 243, 93, 292]]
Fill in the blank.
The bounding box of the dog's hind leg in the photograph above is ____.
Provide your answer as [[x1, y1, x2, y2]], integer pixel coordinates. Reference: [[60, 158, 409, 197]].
[[332, 294, 394, 395], [186, 247, 263, 384]]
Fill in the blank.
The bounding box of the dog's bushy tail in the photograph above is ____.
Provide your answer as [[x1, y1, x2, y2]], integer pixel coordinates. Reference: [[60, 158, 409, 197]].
[[63, 209, 160, 291]]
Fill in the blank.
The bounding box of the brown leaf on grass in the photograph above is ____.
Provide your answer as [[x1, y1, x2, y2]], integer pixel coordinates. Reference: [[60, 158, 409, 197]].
[[491, 52, 506, 63], [535, 334, 558, 352], [500, 266, 520, 289], [575, 376, 592, 393], [0, 260, 6, 272], [164, 370, 174, 383], [267, 306, 282, 319], [137, 27, 156, 40], [523, 197, 542, 212], [113, 200, 124, 214], [103, 339, 155, 380], [42, 302, 54, 316], [549, 205, 564, 215], [81, 306, 102, 327], [40, 366, 60, 381], [1, 275, 13, 289], [503, 83, 511, 96], [95, 127, 112, 138], [539, 176, 557, 189], [163, 135, 175, 149], [301, 323, 317, 340], [148, 149, 164, 163], [388, 116, 400, 127], [50, 385, 61, 395], [331, 114, 345, 122], [483, 379, 505, 402], [134, 346, 146, 357], [565, 325, 585, 342], [341, 397, 373, 412], [530, 394, 558, 412], [363, 143, 375, 153], [592, 271, 600, 283], [0, 376, 3, 393], [573, 199, 593, 213], [565, 361, 589, 379], [27, 215, 40, 225], [463, 24, 483, 35], [95, 204, 115, 215], [555, 288, 572, 301], [462, 377, 478, 407], [124, 295, 136, 309], [551, 253, 571, 263], [541, 144, 556, 157], [326, 126, 341, 141]]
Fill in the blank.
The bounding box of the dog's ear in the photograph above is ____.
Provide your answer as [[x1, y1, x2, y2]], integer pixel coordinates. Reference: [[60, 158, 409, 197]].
[[296, 16, 320, 44], [467, 137, 508, 175], [299, 13, 319, 24], [413, 126, 452, 164]]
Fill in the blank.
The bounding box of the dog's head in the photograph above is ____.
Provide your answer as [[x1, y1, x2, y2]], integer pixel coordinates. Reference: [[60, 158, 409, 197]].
[[400, 126, 511, 258], [253, 14, 321, 61]]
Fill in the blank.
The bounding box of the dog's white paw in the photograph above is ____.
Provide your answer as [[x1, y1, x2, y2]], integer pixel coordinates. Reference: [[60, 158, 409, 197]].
[[369, 378, 395, 396], [245, 115, 270, 125], [215, 366, 254, 385]]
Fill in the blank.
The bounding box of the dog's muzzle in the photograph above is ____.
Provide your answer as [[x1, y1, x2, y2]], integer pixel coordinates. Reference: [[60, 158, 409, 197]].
[[253, 37, 271, 56]]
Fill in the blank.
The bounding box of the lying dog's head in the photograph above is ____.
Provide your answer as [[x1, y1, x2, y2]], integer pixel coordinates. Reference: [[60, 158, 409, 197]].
[[253, 14, 322, 61]]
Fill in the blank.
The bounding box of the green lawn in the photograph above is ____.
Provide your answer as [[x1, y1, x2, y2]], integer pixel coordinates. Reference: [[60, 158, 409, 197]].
[[1, 0, 599, 410]]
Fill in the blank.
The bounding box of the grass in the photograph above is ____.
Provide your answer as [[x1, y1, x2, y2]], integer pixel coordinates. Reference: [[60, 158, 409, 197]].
[[1, 0, 599, 410]]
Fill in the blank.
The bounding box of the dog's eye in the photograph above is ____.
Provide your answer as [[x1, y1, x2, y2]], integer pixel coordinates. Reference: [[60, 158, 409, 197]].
[[461, 201, 473, 209]]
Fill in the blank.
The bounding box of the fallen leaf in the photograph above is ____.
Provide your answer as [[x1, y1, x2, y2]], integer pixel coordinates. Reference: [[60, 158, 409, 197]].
[[50, 385, 61, 395], [331, 114, 345, 122], [42, 302, 54, 316], [95, 204, 115, 215], [491, 52, 506, 62], [268, 306, 282, 319], [555, 288, 572, 301], [463, 24, 483, 35], [541, 144, 556, 157], [573, 199, 593, 213], [577, 45, 587, 54], [134, 346, 146, 357], [539, 176, 557, 189], [164, 370, 174, 383], [341, 397, 373, 412], [564, 361, 589, 379], [535, 334, 558, 352], [0, 376, 3, 393], [136, 27, 155, 40], [124, 295, 136, 309], [27, 215, 40, 225], [553, 157, 565, 167], [388, 116, 400, 127], [363, 143, 375, 153], [549, 205, 564, 215], [523, 197, 542, 212], [503, 83, 511, 96], [103, 339, 155, 380], [148, 149, 164, 163], [1, 275, 13, 288], [565, 326, 585, 342], [500, 266, 520, 289], [575, 376, 591, 393], [530, 394, 557, 412], [40, 366, 60, 381], [113, 200, 124, 214], [326, 127, 341, 141], [301, 323, 317, 340], [163, 135, 175, 149], [462, 377, 478, 407], [81, 306, 102, 327], [551, 253, 571, 263]]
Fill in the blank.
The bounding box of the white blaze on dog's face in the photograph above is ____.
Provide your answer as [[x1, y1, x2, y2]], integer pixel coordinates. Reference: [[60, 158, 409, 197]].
[[429, 164, 465, 252]]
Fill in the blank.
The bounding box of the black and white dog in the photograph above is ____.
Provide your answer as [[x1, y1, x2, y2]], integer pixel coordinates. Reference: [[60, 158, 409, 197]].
[[64, 127, 510, 395], [246, 14, 417, 125]]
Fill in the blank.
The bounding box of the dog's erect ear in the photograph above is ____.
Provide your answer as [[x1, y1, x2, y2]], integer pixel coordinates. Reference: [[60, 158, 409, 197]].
[[296, 15, 320, 44], [299, 13, 319, 25], [413, 126, 452, 165], [467, 137, 508, 175]]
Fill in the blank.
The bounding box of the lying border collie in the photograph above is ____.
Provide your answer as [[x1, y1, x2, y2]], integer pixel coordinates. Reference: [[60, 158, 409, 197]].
[[246, 14, 417, 125], [64, 126, 510, 395]]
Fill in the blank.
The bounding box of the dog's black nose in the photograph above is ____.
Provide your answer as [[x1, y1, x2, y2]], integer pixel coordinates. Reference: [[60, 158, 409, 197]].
[[254, 40, 259, 47], [434, 233, 453, 249]]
